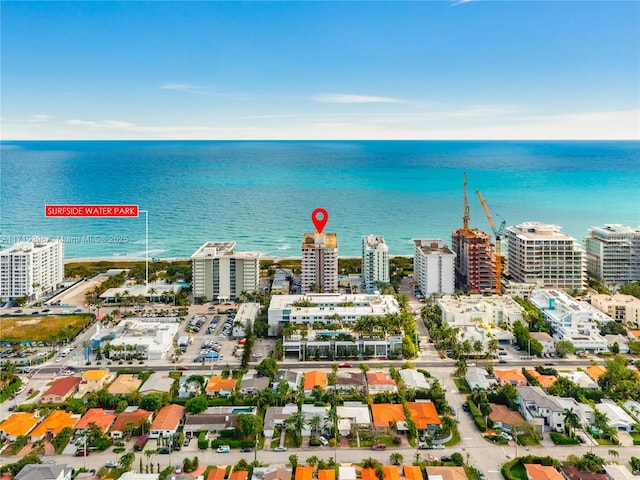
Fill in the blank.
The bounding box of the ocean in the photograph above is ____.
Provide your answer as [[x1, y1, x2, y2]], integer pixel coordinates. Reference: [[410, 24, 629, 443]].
[[1, 140, 638, 260]]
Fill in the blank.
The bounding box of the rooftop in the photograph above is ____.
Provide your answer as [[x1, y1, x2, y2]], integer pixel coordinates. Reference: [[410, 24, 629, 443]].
[[42, 376, 81, 397], [0, 412, 40, 438], [370, 403, 405, 428], [74, 408, 116, 432], [524, 464, 563, 480], [151, 404, 185, 431], [302, 232, 338, 249]]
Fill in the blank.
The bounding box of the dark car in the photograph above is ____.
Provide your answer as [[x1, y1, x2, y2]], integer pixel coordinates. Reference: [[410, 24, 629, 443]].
[[418, 444, 432, 450], [577, 434, 586, 444], [158, 447, 171, 454], [372, 444, 387, 451], [8, 405, 16, 411], [461, 403, 470, 412], [240, 447, 253, 452], [75, 449, 89, 457], [440, 456, 452, 462], [183, 437, 191, 447]]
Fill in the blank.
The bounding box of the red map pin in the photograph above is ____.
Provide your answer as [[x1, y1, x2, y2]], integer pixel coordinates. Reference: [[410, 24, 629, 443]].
[[311, 208, 328, 233]]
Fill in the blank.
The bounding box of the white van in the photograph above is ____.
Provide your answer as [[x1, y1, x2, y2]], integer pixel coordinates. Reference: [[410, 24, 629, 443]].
[[61, 348, 71, 357]]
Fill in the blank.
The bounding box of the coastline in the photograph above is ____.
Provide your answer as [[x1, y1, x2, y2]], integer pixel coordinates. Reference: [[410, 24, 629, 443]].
[[64, 254, 414, 264]]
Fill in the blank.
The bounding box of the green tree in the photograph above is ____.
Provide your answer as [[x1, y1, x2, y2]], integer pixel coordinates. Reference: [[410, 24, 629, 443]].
[[390, 452, 403, 466], [450, 452, 464, 466], [140, 393, 164, 412], [563, 408, 580, 437], [119, 452, 135, 471], [236, 413, 262, 439], [185, 395, 209, 414], [554, 340, 576, 358]]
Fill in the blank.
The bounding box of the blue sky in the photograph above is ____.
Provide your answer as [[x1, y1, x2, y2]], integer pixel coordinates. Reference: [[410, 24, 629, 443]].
[[1, 1, 639, 140]]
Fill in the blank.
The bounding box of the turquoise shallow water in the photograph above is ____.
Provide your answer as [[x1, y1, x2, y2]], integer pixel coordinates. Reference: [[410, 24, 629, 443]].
[[1, 140, 638, 259]]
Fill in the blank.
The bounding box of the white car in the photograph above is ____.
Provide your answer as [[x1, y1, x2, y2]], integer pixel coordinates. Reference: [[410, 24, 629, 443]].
[[500, 432, 513, 441], [105, 461, 118, 468], [319, 436, 329, 446], [432, 444, 445, 450], [216, 445, 230, 453]]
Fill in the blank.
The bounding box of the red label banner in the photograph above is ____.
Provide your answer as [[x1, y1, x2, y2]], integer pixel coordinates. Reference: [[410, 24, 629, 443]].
[[45, 205, 139, 217]]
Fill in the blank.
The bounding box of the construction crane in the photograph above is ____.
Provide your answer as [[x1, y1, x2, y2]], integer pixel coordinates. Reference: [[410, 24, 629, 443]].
[[476, 190, 506, 295]]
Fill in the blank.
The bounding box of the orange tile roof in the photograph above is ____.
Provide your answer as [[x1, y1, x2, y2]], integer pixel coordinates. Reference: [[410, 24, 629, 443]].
[[585, 366, 606, 381], [404, 466, 424, 480], [230, 471, 249, 480], [370, 403, 406, 428], [206, 376, 238, 392], [304, 370, 328, 391], [207, 468, 227, 480], [318, 470, 336, 480], [366, 372, 397, 386], [30, 410, 79, 438], [296, 466, 313, 480], [74, 408, 116, 432], [406, 402, 441, 429], [526, 370, 557, 388], [362, 469, 379, 480], [488, 404, 526, 428], [0, 412, 40, 438], [111, 409, 153, 433], [151, 404, 185, 432], [524, 464, 564, 480], [42, 376, 81, 398], [82, 369, 110, 381], [425, 467, 467, 480], [629, 330, 640, 339], [383, 466, 400, 480], [495, 370, 527, 383]]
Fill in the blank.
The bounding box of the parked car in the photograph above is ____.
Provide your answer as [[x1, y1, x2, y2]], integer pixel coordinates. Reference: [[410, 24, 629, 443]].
[[461, 403, 470, 412], [177, 366, 189, 371], [499, 359, 508, 364], [105, 461, 118, 468], [240, 447, 253, 452], [158, 447, 171, 454], [75, 449, 89, 457], [274, 446, 288, 452], [432, 444, 445, 450], [577, 434, 586, 444], [418, 444, 432, 450], [440, 456, 452, 462], [339, 362, 353, 368], [500, 432, 513, 441], [8, 405, 16, 411], [449, 406, 456, 416], [319, 436, 329, 446], [174, 466, 183, 474], [217, 445, 231, 453], [183, 437, 191, 447], [372, 444, 387, 451]]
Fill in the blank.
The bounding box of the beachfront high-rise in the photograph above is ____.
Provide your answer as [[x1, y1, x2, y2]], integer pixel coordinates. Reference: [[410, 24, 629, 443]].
[[191, 242, 260, 302], [413, 239, 455, 295], [0, 238, 64, 302], [362, 234, 389, 293], [451, 228, 496, 294], [301, 232, 338, 293], [585, 224, 640, 286], [506, 222, 586, 290]]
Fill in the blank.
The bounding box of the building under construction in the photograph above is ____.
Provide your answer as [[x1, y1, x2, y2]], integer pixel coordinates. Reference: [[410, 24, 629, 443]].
[[451, 174, 497, 293]]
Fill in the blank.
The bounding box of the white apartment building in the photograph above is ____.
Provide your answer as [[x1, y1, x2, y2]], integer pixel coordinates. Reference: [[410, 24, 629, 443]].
[[301, 232, 338, 293], [268, 292, 399, 336], [506, 222, 586, 290], [585, 224, 640, 285], [413, 239, 455, 295], [191, 242, 260, 302], [0, 238, 64, 302], [529, 288, 610, 352], [362, 234, 390, 293], [590, 293, 640, 329]]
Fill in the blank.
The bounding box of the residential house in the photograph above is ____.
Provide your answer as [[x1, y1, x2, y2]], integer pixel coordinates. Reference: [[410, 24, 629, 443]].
[[585, 366, 606, 382], [407, 401, 442, 432], [300, 404, 330, 436], [399, 369, 430, 390], [517, 386, 565, 432], [207, 468, 227, 480], [206, 376, 238, 398], [623, 400, 640, 421], [177, 376, 203, 399], [336, 402, 371, 436], [30, 410, 80, 441], [596, 400, 637, 432], [559, 466, 610, 480], [382, 466, 399, 480], [489, 404, 526, 432], [603, 464, 640, 480], [230, 472, 249, 480], [318, 470, 335, 480], [118, 474, 160, 480], [79, 369, 111, 394], [558, 371, 599, 390], [362, 469, 379, 480], [524, 464, 564, 480], [495, 369, 528, 387], [370, 403, 406, 431], [73, 408, 116, 435], [425, 467, 468, 480], [404, 466, 424, 480], [295, 467, 313, 480], [272, 370, 302, 391], [263, 406, 290, 438], [529, 332, 556, 355], [240, 374, 270, 395], [139, 372, 175, 395], [527, 370, 557, 389], [40, 377, 81, 404], [0, 412, 40, 441], [334, 372, 366, 394], [555, 398, 595, 429], [338, 468, 356, 480], [303, 370, 327, 397], [107, 374, 142, 395], [252, 468, 292, 480], [465, 367, 497, 391], [366, 372, 397, 395], [14, 464, 72, 480], [183, 406, 256, 437], [149, 404, 185, 439], [109, 407, 153, 439]]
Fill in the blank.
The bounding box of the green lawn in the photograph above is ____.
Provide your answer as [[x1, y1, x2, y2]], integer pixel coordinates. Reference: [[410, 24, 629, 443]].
[[444, 426, 461, 446], [508, 463, 528, 480], [453, 378, 471, 394]]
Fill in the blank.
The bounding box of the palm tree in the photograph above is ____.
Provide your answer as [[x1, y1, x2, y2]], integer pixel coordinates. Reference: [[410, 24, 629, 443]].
[[563, 408, 580, 438], [306, 455, 320, 468], [284, 411, 307, 446], [143, 449, 156, 471], [390, 452, 403, 466], [608, 449, 619, 463], [479, 402, 492, 428], [309, 415, 323, 437]]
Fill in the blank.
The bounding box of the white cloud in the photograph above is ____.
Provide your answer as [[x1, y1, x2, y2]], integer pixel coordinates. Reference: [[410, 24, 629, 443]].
[[29, 114, 55, 122], [312, 93, 402, 104], [160, 83, 210, 95]]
